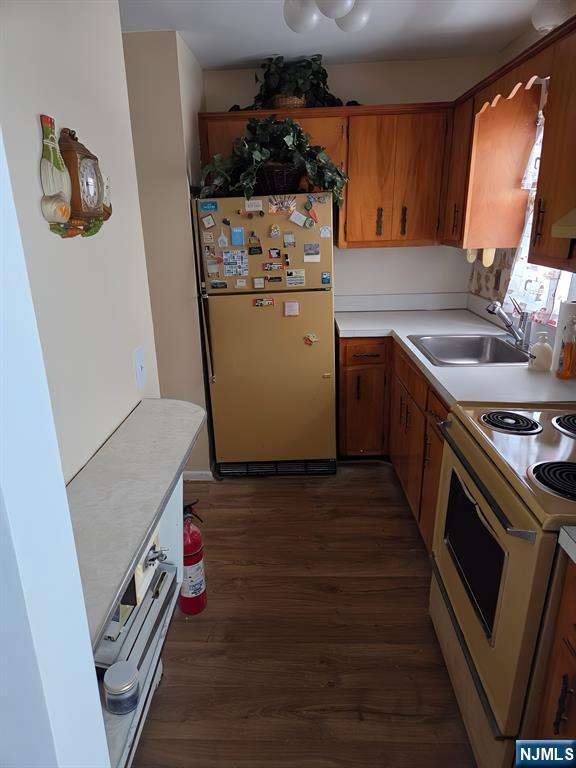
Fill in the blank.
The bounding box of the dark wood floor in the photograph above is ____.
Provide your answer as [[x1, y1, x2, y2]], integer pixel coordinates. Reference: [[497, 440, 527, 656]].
[[133, 463, 475, 768]]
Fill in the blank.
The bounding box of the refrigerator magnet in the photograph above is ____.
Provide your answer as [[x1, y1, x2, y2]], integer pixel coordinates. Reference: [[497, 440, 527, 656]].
[[253, 277, 265, 289], [303, 333, 319, 345], [308, 193, 327, 205], [267, 276, 282, 283], [206, 260, 219, 276], [269, 195, 296, 215], [230, 226, 244, 246], [235, 279, 247, 288], [262, 262, 283, 271], [249, 246, 263, 255], [289, 209, 308, 228], [286, 269, 305, 287], [202, 231, 214, 244], [253, 297, 274, 307], [269, 224, 281, 238], [199, 200, 218, 212], [204, 245, 216, 257], [320, 225, 331, 238], [321, 272, 331, 285], [268, 248, 281, 259], [245, 198, 263, 212], [217, 228, 229, 247], [210, 280, 228, 289], [283, 232, 296, 248], [283, 301, 300, 317], [201, 214, 216, 229], [303, 243, 321, 262]]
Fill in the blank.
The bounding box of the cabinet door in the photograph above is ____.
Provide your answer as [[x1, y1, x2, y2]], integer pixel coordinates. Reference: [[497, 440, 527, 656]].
[[201, 118, 247, 163], [298, 116, 348, 171], [538, 636, 576, 739], [389, 375, 406, 471], [420, 419, 445, 553], [341, 365, 388, 455], [403, 393, 426, 518], [391, 111, 447, 242], [528, 34, 576, 272], [442, 98, 474, 246], [346, 115, 397, 243]]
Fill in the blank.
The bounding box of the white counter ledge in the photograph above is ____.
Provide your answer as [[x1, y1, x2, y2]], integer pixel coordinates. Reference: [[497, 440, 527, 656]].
[[335, 309, 576, 406], [67, 398, 206, 649]]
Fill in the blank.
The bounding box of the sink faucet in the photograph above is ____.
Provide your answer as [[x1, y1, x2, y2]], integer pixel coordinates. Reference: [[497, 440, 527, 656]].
[[486, 301, 531, 350]]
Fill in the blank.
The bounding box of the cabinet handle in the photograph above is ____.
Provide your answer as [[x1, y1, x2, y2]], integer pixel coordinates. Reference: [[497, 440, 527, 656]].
[[423, 433, 431, 466], [532, 198, 545, 246], [352, 353, 381, 359], [451, 204, 459, 235], [356, 375, 361, 401], [376, 207, 383, 236], [553, 673, 574, 735], [405, 404, 411, 433], [400, 206, 408, 236], [399, 395, 405, 425]]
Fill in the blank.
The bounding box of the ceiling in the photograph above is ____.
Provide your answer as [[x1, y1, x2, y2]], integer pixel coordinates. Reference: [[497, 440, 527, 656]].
[[119, 0, 539, 69]]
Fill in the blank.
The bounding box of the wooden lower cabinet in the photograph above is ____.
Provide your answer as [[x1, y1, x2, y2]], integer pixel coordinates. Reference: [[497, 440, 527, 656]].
[[538, 559, 576, 738], [338, 337, 390, 456]]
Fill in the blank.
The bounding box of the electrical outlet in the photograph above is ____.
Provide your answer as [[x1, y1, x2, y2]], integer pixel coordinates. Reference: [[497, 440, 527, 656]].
[[134, 347, 147, 391]]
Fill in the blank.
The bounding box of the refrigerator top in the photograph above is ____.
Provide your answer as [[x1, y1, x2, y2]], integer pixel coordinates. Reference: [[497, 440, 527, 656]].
[[196, 193, 334, 294]]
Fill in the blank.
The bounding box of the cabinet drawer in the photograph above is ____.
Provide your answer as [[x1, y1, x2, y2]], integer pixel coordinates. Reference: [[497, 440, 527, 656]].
[[427, 390, 449, 424], [393, 344, 427, 411], [344, 339, 389, 367]]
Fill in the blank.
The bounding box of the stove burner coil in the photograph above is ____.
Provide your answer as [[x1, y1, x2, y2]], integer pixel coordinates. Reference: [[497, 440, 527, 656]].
[[531, 462, 576, 501], [480, 411, 542, 435], [552, 414, 576, 439]]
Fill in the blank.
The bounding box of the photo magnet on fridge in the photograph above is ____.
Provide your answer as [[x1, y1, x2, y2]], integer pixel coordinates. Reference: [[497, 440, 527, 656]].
[[199, 200, 218, 212], [269, 248, 281, 258], [321, 272, 331, 285], [283, 232, 296, 248], [230, 226, 244, 246], [304, 243, 321, 262], [286, 269, 305, 287], [202, 231, 214, 244], [201, 214, 216, 229]]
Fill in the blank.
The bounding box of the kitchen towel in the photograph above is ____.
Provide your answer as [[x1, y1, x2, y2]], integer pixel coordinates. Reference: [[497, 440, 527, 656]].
[[552, 300, 576, 373]]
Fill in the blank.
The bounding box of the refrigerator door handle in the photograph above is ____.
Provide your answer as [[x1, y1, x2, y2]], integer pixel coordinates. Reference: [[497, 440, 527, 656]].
[[201, 294, 216, 383]]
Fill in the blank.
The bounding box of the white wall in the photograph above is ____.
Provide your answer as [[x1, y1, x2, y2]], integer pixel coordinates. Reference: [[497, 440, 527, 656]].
[[1, 130, 110, 768], [203, 56, 501, 112], [1, 0, 159, 482], [123, 31, 210, 472]]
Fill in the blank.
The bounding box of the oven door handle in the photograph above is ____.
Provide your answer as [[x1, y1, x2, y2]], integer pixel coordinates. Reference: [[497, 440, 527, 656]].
[[439, 420, 537, 544]]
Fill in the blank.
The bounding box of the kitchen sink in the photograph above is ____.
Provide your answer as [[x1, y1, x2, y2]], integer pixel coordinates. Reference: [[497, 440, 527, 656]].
[[408, 334, 530, 366]]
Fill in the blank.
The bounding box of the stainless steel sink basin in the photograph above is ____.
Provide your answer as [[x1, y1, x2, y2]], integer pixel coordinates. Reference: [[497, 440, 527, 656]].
[[408, 334, 530, 366]]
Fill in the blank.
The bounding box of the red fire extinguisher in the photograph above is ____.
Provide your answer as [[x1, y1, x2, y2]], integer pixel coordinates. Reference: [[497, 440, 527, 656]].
[[179, 501, 207, 615]]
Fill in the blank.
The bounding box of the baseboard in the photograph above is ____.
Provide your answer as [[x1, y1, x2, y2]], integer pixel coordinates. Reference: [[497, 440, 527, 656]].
[[183, 470, 214, 482], [334, 292, 468, 312]]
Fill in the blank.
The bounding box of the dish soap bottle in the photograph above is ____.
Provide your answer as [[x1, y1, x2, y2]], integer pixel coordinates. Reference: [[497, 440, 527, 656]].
[[556, 317, 576, 380], [528, 332, 553, 371]]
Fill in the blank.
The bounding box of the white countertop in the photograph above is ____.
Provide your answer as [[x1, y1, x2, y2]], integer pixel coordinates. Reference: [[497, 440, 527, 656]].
[[335, 309, 576, 406], [67, 398, 206, 648]]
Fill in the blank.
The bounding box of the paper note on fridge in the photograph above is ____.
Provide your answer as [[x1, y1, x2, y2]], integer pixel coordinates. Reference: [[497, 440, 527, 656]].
[[222, 249, 249, 276], [286, 269, 305, 287], [284, 301, 300, 317], [230, 226, 245, 246], [304, 243, 321, 262]]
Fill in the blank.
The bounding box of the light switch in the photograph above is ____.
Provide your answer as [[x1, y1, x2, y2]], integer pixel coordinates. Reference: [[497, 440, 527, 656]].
[[134, 347, 147, 391]]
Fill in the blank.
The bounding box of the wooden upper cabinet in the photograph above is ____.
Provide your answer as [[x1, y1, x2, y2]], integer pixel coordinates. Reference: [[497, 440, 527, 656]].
[[345, 110, 447, 247], [528, 34, 576, 272], [346, 115, 396, 243], [199, 113, 347, 169], [442, 98, 474, 245], [392, 112, 447, 242]]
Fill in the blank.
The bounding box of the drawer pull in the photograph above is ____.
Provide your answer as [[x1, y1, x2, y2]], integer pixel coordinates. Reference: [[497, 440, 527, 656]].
[[400, 205, 408, 236], [376, 207, 383, 236], [356, 375, 361, 401], [553, 673, 574, 735], [352, 353, 381, 359], [451, 204, 459, 235]]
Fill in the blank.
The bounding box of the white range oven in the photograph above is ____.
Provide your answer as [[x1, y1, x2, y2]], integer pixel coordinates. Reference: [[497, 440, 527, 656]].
[[430, 405, 576, 768]]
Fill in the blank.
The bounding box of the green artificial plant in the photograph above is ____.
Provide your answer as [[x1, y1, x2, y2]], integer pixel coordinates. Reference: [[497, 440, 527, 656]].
[[230, 55, 343, 110], [196, 116, 348, 206]]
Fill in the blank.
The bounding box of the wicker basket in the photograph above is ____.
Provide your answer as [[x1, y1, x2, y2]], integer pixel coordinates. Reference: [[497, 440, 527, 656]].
[[255, 163, 303, 195], [270, 94, 306, 109]]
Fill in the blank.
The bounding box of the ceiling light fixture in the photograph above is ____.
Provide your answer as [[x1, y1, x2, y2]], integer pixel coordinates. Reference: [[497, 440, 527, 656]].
[[531, 0, 573, 33], [283, 0, 373, 34], [283, 0, 321, 33], [315, 0, 356, 18]]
